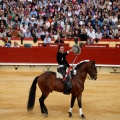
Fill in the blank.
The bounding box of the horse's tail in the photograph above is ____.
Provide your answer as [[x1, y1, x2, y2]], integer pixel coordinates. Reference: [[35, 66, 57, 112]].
[[27, 76, 39, 111]]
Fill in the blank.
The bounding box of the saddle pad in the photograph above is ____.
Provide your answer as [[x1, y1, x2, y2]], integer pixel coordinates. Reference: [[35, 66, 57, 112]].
[[56, 72, 63, 79]]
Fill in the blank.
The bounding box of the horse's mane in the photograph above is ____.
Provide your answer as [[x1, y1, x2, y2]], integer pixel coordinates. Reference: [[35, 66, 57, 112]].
[[74, 60, 90, 70]]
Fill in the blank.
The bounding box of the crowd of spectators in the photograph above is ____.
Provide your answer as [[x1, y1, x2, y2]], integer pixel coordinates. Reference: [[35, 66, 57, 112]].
[[0, 0, 120, 46]]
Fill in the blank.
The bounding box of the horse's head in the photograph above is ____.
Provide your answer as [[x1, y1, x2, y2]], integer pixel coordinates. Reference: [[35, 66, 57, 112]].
[[74, 60, 97, 80], [87, 60, 97, 80]]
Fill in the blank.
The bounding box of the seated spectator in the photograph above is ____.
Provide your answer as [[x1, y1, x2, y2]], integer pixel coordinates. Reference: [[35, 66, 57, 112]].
[[13, 41, 20, 48], [109, 28, 114, 39], [24, 29, 31, 38], [59, 29, 67, 38], [5, 40, 12, 48], [36, 29, 41, 38], [30, 17, 36, 26], [20, 23, 27, 33], [43, 34, 51, 46], [54, 36, 64, 44], [102, 25, 109, 35], [30, 7, 38, 18], [40, 28, 46, 41], [67, 31, 74, 39], [73, 30, 80, 44], [115, 26, 120, 39], [80, 30, 88, 41], [111, 14, 118, 24], [21, 16, 29, 26], [95, 29, 102, 39], [108, 19, 115, 27], [36, 16, 44, 27], [86, 36, 94, 45], [102, 31, 109, 39], [10, 27, 19, 38], [87, 27, 96, 40]]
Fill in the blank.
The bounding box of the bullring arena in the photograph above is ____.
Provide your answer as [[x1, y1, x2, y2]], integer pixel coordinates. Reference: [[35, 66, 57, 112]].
[[0, 38, 120, 120], [0, 65, 120, 120]]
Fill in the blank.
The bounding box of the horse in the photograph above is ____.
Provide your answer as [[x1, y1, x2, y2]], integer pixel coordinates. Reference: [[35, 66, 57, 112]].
[[27, 60, 97, 119]]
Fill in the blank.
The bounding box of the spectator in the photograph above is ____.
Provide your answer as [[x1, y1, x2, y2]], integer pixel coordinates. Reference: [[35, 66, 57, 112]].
[[30, 7, 38, 18], [87, 27, 96, 40], [19, 29, 24, 44], [43, 33, 51, 46], [20, 22, 27, 33], [73, 29, 80, 44], [36, 29, 41, 38], [67, 31, 74, 39], [10, 27, 19, 38], [54, 36, 64, 44], [102, 25, 109, 35], [13, 41, 20, 48], [24, 28, 31, 38], [80, 29, 88, 41], [95, 29, 102, 39], [0, 0, 120, 45], [31, 28, 38, 43], [102, 31, 109, 39]]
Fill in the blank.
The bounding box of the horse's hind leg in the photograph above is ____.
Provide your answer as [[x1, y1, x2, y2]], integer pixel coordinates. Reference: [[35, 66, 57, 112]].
[[39, 92, 50, 116]]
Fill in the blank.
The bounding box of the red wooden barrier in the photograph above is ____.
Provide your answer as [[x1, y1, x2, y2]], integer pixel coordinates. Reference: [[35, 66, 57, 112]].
[[38, 43, 69, 47], [0, 47, 120, 65], [84, 44, 109, 48]]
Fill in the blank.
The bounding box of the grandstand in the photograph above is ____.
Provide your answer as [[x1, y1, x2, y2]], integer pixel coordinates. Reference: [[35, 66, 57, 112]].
[[0, 0, 120, 73]]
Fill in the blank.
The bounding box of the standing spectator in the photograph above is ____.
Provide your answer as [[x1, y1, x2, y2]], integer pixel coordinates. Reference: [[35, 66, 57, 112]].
[[31, 28, 38, 43], [19, 29, 24, 44]]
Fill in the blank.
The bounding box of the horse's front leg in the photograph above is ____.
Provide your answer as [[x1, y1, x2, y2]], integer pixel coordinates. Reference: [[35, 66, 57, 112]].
[[77, 94, 86, 119], [68, 94, 76, 117]]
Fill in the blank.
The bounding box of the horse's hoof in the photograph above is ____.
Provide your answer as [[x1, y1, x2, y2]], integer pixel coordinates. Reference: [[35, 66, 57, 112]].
[[43, 113, 48, 117], [81, 114, 86, 119], [68, 112, 72, 117]]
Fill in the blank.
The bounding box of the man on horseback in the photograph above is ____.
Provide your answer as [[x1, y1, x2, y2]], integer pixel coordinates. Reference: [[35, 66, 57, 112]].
[[56, 45, 73, 95]]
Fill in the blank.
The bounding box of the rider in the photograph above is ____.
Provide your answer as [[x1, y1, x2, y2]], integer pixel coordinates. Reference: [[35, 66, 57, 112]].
[[56, 45, 73, 95]]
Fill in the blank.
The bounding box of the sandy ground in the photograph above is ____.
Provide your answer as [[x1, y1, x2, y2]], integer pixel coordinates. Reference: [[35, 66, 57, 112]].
[[0, 71, 120, 120]]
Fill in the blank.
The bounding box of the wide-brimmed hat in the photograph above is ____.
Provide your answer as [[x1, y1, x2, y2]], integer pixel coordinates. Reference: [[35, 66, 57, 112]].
[[72, 44, 81, 55]]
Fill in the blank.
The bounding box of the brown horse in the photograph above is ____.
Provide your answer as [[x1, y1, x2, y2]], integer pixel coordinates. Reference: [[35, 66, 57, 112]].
[[27, 60, 97, 119]]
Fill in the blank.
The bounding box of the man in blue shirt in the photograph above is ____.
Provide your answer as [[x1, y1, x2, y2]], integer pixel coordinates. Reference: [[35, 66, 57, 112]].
[[30, 7, 38, 18]]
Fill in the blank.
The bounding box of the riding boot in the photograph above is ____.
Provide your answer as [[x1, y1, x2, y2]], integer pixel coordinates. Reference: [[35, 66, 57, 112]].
[[63, 80, 70, 95]]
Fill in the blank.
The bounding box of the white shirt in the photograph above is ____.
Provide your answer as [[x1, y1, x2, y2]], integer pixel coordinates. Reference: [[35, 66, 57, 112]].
[[44, 37, 51, 44], [95, 32, 102, 39], [87, 31, 96, 39]]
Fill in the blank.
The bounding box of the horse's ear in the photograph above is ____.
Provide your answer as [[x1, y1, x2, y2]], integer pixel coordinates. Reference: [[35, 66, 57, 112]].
[[92, 60, 95, 64]]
